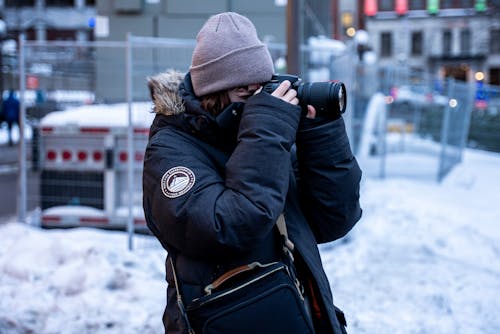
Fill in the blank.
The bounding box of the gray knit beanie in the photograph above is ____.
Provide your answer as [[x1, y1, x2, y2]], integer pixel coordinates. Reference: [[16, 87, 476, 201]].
[[190, 12, 275, 97]]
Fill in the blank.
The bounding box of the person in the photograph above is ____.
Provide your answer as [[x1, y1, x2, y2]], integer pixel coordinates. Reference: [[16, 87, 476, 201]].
[[2, 90, 20, 146], [143, 12, 362, 334]]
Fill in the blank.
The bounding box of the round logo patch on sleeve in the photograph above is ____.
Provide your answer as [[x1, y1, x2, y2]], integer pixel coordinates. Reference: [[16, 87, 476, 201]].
[[161, 166, 196, 198]]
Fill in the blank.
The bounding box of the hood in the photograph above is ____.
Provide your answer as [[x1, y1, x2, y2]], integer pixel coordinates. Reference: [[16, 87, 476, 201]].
[[147, 70, 185, 116], [147, 71, 244, 152]]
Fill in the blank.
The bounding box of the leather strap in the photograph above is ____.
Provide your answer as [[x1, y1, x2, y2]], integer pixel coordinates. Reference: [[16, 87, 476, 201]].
[[204, 261, 277, 295]]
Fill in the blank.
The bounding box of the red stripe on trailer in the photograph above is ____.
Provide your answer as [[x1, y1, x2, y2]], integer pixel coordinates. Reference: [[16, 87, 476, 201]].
[[93, 151, 104, 161], [134, 128, 150, 135], [42, 215, 62, 223], [41, 126, 54, 134], [135, 152, 144, 161], [80, 217, 109, 224], [80, 127, 110, 134], [134, 218, 146, 225]]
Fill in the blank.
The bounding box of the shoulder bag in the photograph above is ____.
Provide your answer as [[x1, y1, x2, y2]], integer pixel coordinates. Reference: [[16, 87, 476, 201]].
[[170, 214, 315, 334]]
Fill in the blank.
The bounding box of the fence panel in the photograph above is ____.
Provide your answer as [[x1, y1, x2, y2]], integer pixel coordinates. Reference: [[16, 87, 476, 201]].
[[16, 36, 478, 243], [355, 65, 475, 182], [468, 83, 500, 152], [438, 80, 474, 181], [18, 40, 156, 238]]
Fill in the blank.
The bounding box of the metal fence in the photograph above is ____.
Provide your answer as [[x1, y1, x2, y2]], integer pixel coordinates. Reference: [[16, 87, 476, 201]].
[[13, 35, 477, 244], [468, 82, 500, 152], [14, 35, 357, 248], [354, 64, 475, 182]]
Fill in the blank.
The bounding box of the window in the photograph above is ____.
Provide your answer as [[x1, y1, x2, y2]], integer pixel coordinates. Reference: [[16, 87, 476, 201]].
[[46, 0, 73, 6], [5, 0, 94, 6], [378, 0, 394, 11], [443, 30, 452, 55], [381, 32, 393, 57], [5, 0, 34, 6], [441, 0, 474, 8], [489, 68, 500, 86], [411, 31, 423, 56], [409, 0, 426, 10], [46, 29, 76, 41], [460, 29, 471, 54], [491, 29, 500, 54]]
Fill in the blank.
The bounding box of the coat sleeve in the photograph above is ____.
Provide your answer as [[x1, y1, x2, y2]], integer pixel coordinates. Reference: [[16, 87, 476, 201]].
[[143, 93, 301, 260], [295, 116, 362, 243]]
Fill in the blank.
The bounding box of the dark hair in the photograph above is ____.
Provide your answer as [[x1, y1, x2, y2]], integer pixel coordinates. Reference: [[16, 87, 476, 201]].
[[200, 90, 231, 116]]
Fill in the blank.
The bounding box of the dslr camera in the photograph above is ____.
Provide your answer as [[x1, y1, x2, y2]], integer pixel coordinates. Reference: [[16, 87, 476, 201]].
[[262, 74, 347, 119]]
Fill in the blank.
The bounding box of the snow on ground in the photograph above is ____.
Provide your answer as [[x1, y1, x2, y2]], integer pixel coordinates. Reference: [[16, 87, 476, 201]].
[[323, 149, 500, 334], [1, 148, 499, 334], [0, 226, 166, 334], [1, 120, 500, 333]]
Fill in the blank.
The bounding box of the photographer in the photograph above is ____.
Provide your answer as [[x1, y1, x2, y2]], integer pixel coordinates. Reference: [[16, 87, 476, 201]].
[[143, 12, 362, 334]]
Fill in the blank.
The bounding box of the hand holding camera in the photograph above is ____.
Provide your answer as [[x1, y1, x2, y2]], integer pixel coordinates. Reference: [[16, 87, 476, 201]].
[[263, 74, 347, 120], [268, 80, 300, 106]]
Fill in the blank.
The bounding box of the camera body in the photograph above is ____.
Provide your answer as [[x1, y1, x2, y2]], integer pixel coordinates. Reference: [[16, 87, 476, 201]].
[[262, 74, 347, 119]]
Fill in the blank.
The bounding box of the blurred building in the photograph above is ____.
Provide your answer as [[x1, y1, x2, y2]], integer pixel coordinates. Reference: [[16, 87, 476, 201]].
[[362, 0, 500, 85], [1, 0, 335, 102], [1, 0, 95, 41]]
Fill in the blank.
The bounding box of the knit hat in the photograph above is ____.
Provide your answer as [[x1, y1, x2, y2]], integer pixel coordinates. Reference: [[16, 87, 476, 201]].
[[190, 12, 275, 97]]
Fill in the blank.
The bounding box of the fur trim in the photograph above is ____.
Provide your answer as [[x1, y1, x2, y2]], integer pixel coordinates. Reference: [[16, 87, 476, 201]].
[[147, 70, 185, 115]]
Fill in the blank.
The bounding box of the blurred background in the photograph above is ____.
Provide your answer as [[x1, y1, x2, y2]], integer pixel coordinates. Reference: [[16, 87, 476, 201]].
[[0, 0, 499, 237], [1, 2, 500, 333]]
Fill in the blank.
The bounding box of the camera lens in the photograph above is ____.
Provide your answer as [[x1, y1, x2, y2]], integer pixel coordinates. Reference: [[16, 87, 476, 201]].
[[297, 81, 346, 118], [335, 82, 347, 115]]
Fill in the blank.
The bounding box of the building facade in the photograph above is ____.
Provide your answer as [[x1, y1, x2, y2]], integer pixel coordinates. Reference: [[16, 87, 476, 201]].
[[1, 0, 95, 41], [362, 0, 500, 85], [1, 0, 335, 102]]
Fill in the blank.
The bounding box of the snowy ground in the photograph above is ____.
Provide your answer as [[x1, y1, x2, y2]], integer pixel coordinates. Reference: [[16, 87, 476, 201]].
[[326, 149, 500, 334], [1, 126, 500, 333]]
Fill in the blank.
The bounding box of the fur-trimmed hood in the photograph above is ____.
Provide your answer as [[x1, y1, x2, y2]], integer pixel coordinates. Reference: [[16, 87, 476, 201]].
[[147, 70, 185, 116]]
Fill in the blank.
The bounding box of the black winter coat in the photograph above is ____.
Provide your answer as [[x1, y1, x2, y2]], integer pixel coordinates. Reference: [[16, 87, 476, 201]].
[[143, 71, 362, 334]]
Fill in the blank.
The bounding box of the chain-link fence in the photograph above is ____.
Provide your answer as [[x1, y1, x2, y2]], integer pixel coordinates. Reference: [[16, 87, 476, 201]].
[[468, 82, 500, 152], [354, 64, 475, 182], [17, 38, 153, 250], [14, 36, 356, 248], [14, 35, 477, 245]]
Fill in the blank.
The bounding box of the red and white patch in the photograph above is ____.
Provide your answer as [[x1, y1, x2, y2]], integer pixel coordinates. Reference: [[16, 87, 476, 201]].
[[161, 166, 196, 198]]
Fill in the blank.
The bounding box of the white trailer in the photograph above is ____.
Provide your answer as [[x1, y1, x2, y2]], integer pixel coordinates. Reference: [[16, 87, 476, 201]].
[[35, 102, 154, 230]]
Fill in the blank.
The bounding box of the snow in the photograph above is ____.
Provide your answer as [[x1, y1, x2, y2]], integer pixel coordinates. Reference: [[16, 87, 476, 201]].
[[323, 149, 500, 334], [1, 104, 500, 333], [1, 147, 499, 333], [40, 102, 155, 128]]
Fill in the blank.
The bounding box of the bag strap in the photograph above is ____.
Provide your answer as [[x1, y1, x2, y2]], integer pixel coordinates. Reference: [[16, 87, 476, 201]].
[[204, 261, 277, 295], [276, 213, 295, 262], [276, 214, 305, 300], [169, 256, 195, 334]]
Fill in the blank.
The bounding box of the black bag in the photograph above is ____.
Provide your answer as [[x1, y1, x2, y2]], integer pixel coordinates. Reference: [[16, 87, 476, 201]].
[[183, 261, 314, 334], [170, 214, 315, 334]]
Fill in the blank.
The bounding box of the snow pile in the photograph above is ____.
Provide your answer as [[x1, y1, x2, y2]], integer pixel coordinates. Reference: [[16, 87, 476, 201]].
[[1, 149, 499, 334], [0, 226, 166, 334], [39, 102, 155, 128], [323, 149, 500, 333]]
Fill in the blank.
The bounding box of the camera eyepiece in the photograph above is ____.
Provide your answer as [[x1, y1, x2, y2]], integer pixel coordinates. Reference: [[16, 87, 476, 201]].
[[262, 74, 347, 119]]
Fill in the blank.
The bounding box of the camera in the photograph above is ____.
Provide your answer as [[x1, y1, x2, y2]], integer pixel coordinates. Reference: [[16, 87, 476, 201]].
[[262, 74, 347, 119]]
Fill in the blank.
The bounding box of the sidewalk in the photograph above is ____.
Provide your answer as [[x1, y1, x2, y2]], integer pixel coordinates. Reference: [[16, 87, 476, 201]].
[[0, 142, 19, 164]]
